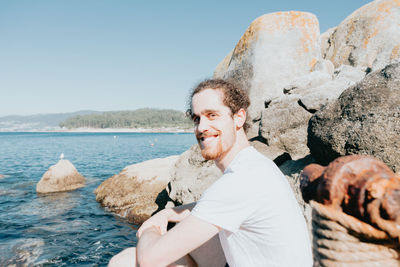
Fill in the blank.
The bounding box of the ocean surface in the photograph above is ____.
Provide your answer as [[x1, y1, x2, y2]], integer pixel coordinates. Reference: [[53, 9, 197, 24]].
[[0, 132, 195, 266]]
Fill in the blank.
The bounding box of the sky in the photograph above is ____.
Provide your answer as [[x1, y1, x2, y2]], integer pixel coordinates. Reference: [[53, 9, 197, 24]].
[[0, 0, 371, 116]]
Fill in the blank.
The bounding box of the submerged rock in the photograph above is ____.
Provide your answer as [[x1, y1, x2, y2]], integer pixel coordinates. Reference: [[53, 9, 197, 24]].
[[36, 160, 85, 194], [95, 155, 179, 224]]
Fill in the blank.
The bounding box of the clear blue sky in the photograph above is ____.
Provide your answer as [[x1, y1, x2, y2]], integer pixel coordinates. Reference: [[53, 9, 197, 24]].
[[0, 0, 370, 116]]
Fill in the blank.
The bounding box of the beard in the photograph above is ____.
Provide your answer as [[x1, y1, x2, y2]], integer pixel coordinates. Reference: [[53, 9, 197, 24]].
[[200, 138, 223, 160], [196, 132, 224, 160]]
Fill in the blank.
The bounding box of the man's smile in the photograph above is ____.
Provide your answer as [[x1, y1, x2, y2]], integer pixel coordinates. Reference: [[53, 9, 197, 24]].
[[197, 133, 220, 146]]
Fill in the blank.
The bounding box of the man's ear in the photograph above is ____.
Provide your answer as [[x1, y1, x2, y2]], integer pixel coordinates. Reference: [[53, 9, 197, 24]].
[[234, 108, 246, 130]]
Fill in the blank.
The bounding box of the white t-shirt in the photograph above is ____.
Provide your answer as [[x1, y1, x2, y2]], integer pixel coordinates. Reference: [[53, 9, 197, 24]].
[[192, 146, 312, 267]]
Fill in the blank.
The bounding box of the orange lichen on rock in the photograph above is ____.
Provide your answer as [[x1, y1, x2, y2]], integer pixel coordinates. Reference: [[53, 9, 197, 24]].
[[325, 0, 400, 69], [391, 44, 400, 60], [308, 57, 317, 69], [300, 155, 400, 239], [231, 11, 319, 62], [232, 16, 264, 59]]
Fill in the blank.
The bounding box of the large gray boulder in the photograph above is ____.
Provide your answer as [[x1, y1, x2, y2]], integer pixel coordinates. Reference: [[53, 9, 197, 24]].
[[289, 65, 366, 112], [324, 0, 400, 72], [259, 95, 313, 160], [95, 155, 179, 224], [308, 62, 400, 172], [258, 65, 366, 160], [169, 145, 221, 205], [36, 160, 85, 194], [214, 11, 322, 122]]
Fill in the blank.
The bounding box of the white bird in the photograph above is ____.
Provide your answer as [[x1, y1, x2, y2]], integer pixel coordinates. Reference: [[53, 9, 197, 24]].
[[60, 153, 64, 160]]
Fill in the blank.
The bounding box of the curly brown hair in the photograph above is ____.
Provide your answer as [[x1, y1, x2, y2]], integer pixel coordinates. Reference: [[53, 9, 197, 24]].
[[187, 79, 251, 132]]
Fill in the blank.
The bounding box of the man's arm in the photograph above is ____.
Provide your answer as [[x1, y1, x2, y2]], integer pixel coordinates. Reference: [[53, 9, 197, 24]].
[[137, 214, 219, 267], [137, 202, 196, 238]]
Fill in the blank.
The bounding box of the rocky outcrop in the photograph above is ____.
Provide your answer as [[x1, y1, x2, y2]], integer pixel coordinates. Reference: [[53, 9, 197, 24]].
[[212, 9, 370, 161], [324, 0, 400, 72], [259, 95, 313, 160], [308, 62, 400, 173], [36, 160, 85, 194], [279, 155, 316, 234], [169, 145, 221, 205], [168, 2, 400, 225], [214, 11, 322, 122], [95, 155, 178, 224], [97, 2, 400, 243]]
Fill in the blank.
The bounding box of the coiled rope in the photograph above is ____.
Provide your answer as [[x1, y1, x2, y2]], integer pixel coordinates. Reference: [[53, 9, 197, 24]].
[[310, 201, 400, 266]]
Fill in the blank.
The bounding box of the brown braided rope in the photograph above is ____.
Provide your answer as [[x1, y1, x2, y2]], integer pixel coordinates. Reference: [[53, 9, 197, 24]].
[[310, 201, 400, 267]]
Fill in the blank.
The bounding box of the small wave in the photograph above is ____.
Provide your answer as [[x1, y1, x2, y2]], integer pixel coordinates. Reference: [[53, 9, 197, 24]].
[[0, 188, 25, 197], [28, 219, 90, 234], [0, 238, 44, 266], [19, 193, 78, 218]]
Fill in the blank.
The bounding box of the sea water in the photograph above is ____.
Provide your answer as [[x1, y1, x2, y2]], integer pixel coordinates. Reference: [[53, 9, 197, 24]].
[[0, 132, 195, 266]]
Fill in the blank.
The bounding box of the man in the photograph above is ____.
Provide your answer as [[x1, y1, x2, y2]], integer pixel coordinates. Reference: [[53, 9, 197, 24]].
[[109, 79, 312, 267]]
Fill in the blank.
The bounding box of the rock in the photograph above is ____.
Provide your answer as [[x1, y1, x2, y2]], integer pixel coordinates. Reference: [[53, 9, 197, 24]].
[[169, 145, 221, 205], [320, 27, 336, 60], [95, 155, 179, 224], [308, 62, 400, 172], [36, 160, 85, 194], [249, 137, 290, 164], [334, 64, 366, 82], [324, 0, 400, 72], [297, 65, 366, 112], [257, 62, 366, 161], [283, 71, 332, 94], [214, 11, 322, 121], [260, 95, 313, 160], [311, 59, 335, 76], [279, 154, 316, 239], [213, 49, 233, 79]]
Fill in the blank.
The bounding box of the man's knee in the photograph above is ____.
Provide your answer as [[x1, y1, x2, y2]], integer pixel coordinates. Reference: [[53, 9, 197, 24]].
[[189, 235, 226, 267], [108, 247, 137, 267]]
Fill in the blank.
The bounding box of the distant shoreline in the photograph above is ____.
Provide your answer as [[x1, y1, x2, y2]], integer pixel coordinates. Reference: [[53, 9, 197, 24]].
[[0, 127, 194, 133], [62, 127, 193, 133]]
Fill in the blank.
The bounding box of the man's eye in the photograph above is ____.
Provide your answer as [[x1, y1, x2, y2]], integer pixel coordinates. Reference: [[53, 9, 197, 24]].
[[208, 113, 217, 118]]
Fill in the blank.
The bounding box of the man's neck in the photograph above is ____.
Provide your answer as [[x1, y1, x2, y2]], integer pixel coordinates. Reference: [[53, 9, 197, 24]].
[[215, 131, 250, 172]]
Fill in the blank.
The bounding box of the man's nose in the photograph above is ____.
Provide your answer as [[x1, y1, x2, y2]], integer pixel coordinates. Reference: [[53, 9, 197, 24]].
[[196, 117, 209, 133]]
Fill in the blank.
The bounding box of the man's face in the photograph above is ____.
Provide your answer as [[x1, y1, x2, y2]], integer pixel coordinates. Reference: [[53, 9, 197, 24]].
[[191, 88, 237, 161]]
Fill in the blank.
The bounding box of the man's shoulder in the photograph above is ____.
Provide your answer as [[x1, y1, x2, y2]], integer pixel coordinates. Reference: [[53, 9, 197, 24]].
[[230, 146, 278, 173]]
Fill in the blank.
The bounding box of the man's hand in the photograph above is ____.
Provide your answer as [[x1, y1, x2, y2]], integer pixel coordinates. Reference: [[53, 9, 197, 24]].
[[137, 209, 169, 238], [137, 202, 197, 239], [137, 215, 219, 267]]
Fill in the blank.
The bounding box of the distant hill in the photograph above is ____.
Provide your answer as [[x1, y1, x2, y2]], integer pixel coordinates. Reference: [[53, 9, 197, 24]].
[[59, 108, 192, 129], [0, 110, 100, 131]]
